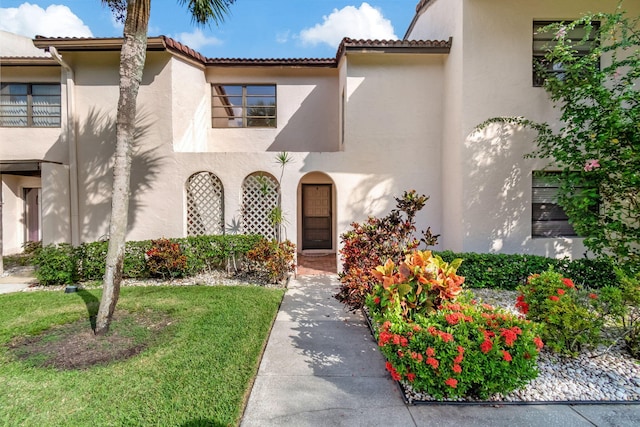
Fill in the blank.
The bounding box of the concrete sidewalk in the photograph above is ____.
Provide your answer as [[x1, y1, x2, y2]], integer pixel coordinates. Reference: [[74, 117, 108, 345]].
[[0, 266, 36, 294], [241, 275, 640, 427]]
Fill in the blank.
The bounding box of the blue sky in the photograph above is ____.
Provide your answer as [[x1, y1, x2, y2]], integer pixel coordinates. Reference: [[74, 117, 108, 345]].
[[0, 1, 418, 58]]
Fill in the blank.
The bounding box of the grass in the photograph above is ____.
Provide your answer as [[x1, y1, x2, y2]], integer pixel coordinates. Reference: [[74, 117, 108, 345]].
[[0, 285, 284, 426]]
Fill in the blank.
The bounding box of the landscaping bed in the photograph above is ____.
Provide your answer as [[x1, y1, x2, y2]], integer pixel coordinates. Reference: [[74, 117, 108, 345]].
[[383, 288, 640, 404]]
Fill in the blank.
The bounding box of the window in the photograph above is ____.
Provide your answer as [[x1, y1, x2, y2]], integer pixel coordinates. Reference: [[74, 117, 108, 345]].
[[212, 84, 276, 128], [531, 172, 577, 237], [532, 21, 599, 86], [0, 83, 61, 127]]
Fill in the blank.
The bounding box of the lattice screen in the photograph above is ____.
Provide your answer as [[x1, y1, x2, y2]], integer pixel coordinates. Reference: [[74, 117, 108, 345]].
[[186, 172, 224, 236], [241, 173, 279, 239]]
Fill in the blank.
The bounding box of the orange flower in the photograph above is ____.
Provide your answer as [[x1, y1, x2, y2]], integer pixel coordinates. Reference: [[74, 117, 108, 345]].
[[439, 332, 454, 342], [445, 378, 458, 388], [589, 293, 598, 299], [562, 278, 575, 288], [480, 340, 493, 354], [452, 364, 462, 374], [533, 336, 544, 350], [502, 350, 512, 362], [549, 295, 559, 301], [557, 288, 565, 295], [426, 357, 439, 369]]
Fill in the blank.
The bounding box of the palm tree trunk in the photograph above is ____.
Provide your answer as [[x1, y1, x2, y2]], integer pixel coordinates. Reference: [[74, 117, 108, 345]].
[[95, 0, 150, 335]]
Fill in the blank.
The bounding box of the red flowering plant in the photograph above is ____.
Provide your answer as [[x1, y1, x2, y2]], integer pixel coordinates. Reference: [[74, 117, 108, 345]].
[[367, 251, 543, 399], [516, 268, 604, 356]]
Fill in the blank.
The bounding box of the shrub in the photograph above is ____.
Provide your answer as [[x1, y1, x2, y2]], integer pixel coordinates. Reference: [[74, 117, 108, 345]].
[[183, 234, 263, 274], [123, 240, 152, 278], [603, 271, 640, 358], [436, 251, 618, 290], [366, 250, 543, 399], [336, 190, 439, 310], [516, 268, 603, 356], [245, 238, 295, 284], [145, 238, 188, 279], [33, 244, 76, 286]]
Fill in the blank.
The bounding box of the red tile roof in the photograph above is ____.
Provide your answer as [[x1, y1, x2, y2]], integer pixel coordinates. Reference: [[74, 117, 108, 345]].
[[28, 34, 451, 68]]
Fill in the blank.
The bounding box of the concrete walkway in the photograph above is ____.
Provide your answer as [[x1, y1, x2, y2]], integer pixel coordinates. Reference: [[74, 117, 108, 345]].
[[0, 266, 36, 294], [241, 275, 640, 427]]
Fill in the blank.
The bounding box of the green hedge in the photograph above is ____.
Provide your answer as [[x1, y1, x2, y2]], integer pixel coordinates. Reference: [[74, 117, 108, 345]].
[[435, 251, 618, 290], [35, 235, 263, 286]]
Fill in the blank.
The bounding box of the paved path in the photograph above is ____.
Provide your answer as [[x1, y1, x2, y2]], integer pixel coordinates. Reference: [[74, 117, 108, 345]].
[[241, 275, 640, 427], [0, 266, 36, 294]]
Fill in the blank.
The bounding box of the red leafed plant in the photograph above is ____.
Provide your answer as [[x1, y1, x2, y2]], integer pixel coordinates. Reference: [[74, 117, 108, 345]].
[[369, 250, 464, 321], [335, 190, 439, 311], [145, 238, 188, 279]]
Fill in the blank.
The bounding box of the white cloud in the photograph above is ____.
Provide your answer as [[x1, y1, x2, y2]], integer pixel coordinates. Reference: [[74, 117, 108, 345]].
[[0, 3, 92, 37], [276, 30, 290, 44], [174, 28, 222, 50], [299, 2, 397, 48]]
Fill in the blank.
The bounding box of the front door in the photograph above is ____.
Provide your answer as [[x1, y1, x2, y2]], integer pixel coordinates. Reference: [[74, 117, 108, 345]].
[[302, 184, 332, 250], [24, 187, 41, 243]]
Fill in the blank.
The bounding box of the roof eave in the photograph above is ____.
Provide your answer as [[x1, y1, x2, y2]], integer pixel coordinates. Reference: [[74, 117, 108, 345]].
[[0, 57, 58, 66]]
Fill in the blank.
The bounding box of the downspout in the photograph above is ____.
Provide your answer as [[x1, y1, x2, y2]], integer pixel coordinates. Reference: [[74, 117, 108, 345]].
[[49, 47, 80, 247]]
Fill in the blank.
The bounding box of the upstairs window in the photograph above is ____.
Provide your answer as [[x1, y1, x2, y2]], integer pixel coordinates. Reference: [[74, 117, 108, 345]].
[[212, 84, 276, 128], [0, 83, 61, 127], [533, 21, 599, 86]]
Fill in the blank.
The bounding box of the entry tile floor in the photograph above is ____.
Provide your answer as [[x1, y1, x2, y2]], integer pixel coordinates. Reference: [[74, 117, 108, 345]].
[[296, 253, 337, 276]]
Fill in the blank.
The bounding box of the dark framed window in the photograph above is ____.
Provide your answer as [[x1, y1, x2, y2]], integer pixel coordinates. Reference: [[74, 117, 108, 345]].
[[532, 172, 578, 238], [0, 83, 61, 127], [212, 84, 276, 128], [533, 21, 599, 86]]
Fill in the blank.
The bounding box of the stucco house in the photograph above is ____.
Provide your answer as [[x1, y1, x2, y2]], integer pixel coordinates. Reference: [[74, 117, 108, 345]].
[[2, 0, 635, 261]]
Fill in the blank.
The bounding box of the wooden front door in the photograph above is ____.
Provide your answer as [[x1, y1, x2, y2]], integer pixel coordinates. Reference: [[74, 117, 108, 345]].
[[302, 184, 332, 250]]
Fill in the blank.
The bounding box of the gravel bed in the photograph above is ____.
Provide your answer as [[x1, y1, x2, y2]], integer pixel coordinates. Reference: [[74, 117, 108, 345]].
[[402, 288, 640, 404], [16, 269, 285, 292]]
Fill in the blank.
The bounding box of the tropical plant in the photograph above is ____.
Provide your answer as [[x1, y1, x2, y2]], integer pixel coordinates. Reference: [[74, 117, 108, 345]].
[[95, 0, 235, 335], [479, 9, 640, 269], [335, 190, 439, 311], [245, 238, 296, 283]]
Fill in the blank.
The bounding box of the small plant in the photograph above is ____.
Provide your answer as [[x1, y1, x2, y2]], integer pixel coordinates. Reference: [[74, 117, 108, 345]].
[[516, 268, 603, 356], [34, 243, 76, 286], [336, 190, 439, 310], [245, 238, 295, 284], [367, 250, 464, 323], [145, 238, 188, 279]]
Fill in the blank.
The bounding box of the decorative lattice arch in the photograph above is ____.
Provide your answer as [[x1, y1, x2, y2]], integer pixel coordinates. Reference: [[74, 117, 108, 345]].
[[186, 172, 224, 236], [241, 172, 279, 239]]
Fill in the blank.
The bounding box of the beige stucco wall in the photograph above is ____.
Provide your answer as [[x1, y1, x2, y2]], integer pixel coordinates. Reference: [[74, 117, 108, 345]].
[[41, 162, 70, 247]]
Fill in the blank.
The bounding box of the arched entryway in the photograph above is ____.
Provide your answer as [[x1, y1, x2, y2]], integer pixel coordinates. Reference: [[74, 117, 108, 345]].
[[297, 172, 337, 275]]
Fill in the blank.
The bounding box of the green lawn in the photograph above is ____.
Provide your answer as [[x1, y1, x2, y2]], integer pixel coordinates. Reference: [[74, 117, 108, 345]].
[[0, 285, 284, 426]]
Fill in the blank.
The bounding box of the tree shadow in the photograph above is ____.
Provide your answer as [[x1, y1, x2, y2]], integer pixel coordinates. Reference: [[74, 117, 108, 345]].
[[76, 289, 100, 331], [71, 107, 164, 242]]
